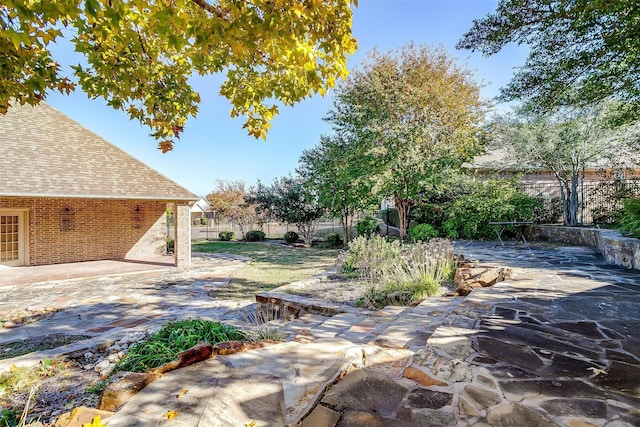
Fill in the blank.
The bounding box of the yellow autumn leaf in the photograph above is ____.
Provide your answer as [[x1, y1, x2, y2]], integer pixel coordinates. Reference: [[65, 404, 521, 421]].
[[176, 389, 189, 398], [164, 410, 179, 420], [244, 421, 257, 427], [82, 415, 106, 427], [588, 367, 607, 376]]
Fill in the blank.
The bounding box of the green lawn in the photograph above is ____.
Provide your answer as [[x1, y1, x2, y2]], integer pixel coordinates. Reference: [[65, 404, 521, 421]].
[[192, 241, 339, 299]]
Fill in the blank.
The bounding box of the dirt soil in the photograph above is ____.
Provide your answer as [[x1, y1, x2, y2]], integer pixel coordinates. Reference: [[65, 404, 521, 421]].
[[1, 351, 103, 426], [283, 276, 365, 305]]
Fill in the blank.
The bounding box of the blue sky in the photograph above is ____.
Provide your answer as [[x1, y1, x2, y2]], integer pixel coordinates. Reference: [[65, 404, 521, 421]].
[[45, 0, 527, 197]]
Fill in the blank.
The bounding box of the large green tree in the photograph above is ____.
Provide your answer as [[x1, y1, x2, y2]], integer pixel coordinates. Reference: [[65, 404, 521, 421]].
[[492, 102, 640, 226], [206, 179, 257, 238], [457, 0, 640, 112], [298, 135, 377, 242], [0, 0, 357, 151], [253, 176, 324, 246], [326, 44, 488, 238]]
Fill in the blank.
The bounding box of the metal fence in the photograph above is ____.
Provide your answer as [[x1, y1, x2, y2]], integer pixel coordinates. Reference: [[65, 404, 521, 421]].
[[520, 179, 640, 225], [166, 211, 396, 242], [186, 218, 346, 241]]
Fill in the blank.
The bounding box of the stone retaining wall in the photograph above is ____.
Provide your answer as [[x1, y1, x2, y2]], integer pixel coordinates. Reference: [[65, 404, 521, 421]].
[[528, 225, 640, 270]]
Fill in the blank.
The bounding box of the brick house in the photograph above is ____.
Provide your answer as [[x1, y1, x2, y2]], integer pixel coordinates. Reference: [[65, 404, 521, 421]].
[[0, 103, 198, 268]]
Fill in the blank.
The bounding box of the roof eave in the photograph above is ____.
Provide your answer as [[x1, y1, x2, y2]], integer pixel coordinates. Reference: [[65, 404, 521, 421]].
[[0, 192, 199, 201]]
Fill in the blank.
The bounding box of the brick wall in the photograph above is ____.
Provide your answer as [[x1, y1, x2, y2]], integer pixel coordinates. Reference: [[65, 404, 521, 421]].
[[0, 197, 167, 266]]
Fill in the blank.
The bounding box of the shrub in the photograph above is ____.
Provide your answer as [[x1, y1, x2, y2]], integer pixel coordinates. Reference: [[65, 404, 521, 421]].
[[531, 196, 563, 224], [340, 235, 402, 283], [245, 230, 266, 241], [116, 320, 246, 373], [219, 231, 234, 241], [408, 223, 439, 242], [356, 239, 455, 309], [356, 215, 380, 237], [325, 232, 344, 247], [166, 237, 175, 253], [619, 198, 640, 238], [443, 180, 540, 239], [283, 231, 299, 243], [410, 203, 449, 232]]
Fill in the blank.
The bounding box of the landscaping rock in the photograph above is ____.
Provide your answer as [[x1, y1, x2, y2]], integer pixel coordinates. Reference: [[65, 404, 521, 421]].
[[153, 341, 213, 374], [54, 407, 114, 427], [453, 263, 512, 294], [212, 340, 280, 356], [299, 405, 341, 427], [97, 371, 157, 412], [402, 366, 447, 387]]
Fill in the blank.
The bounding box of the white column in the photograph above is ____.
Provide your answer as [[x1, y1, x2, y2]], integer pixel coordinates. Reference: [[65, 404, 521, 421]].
[[174, 203, 192, 267]]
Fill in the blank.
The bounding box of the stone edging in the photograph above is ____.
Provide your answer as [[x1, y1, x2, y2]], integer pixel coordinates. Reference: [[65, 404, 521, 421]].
[[527, 225, 640, 270]]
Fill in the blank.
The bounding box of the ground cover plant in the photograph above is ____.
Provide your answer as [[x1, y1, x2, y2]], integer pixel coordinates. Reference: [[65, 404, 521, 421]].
[[339, 235, 456, 309], [619, 198, 640, 238], [193, 241, 339, 299], [0, 359, 71, 427], [116, 320, 245, 373]]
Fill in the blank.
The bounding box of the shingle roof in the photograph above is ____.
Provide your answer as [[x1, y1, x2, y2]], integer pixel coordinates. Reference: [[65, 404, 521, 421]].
[[0, 102, 198, 201]]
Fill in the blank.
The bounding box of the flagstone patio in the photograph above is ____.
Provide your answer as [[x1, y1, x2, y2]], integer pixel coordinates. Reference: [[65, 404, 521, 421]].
[[1, 242, 639, 426]]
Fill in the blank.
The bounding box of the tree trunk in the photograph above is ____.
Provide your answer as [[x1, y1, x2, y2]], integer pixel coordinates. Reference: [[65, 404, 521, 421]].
[[341, 207, 353, 243], [298, 220, 319, 246], [568, 173, 580, 226], [394, 195, 414, 239]]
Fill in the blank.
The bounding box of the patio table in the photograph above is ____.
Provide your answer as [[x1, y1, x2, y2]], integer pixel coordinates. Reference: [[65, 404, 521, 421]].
[[488, 221, 533, 251]]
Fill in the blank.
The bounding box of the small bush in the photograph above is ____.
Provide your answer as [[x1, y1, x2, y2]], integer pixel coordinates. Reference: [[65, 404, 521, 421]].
[[245, 230, 266, 242], [356, 215, 380, 237], [443, 180, 539, 239], [283, 231, 299, 243], [408, 224, 439, 242], [166, 237, 175, 253], [219, 231, 235, 241], [116, 319, 246, 373], [619, 198, 640, 238], [532, 196, 563, 224], [410, 203, 449, 233], [325, 232, 344, 247]]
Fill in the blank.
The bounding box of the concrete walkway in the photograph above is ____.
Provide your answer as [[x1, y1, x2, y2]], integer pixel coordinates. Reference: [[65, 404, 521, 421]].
[[1, 243, 639, 426], [107, 242, 640, 427]]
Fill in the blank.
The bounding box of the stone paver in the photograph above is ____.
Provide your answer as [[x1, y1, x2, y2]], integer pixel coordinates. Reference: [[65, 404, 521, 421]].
[[2, 242, 640, 426], [0, 253, 253, 370]]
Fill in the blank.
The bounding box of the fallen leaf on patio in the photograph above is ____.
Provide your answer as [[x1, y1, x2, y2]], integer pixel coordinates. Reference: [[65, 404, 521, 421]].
[[82, 415, 106, 427], [244, 421, 257, 427], [164, 410, 179, 419], [588, 367, 607, 376], [176, 389, 189, 398]]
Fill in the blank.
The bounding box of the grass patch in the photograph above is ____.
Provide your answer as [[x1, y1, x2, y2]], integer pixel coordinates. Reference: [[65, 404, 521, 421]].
[[193, 241, 339, 299], [115, 319, 246, 373], [0, 335, 91, 360]]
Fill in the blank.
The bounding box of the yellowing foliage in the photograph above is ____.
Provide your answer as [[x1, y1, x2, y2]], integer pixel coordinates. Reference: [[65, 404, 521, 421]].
[[0, 0, 358, 150]]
